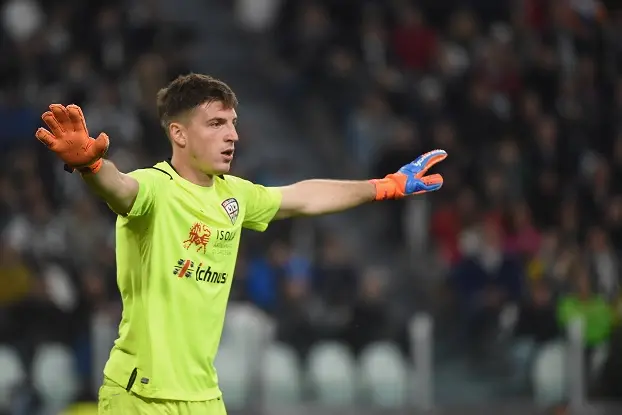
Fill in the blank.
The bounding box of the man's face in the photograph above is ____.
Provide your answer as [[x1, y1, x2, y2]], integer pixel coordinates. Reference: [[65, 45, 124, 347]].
[[182, 100, 238, 175]]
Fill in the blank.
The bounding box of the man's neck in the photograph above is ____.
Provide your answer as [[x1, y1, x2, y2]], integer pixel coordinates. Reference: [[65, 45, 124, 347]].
[[170, 155, 214, 187]]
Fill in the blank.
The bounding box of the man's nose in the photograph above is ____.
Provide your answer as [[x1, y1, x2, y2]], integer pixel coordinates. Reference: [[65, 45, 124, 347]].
[[227, 128, 239, 142]]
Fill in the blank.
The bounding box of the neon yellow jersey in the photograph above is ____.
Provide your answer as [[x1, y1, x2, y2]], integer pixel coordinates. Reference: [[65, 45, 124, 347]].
[[103, 161, 282, 401]]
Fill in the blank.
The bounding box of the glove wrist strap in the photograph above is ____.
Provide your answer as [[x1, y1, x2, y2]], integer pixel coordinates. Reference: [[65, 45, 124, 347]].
[[64, 158, 103, 174], [369, 177, 399, 201], [79, 158, 104, 174]]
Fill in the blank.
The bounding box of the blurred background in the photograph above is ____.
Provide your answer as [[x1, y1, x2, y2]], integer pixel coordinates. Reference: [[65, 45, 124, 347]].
[[1, 0, 622, 414]]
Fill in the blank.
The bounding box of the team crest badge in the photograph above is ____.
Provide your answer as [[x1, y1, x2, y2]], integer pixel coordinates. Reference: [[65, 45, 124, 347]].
[[221, 198, 239, 225]]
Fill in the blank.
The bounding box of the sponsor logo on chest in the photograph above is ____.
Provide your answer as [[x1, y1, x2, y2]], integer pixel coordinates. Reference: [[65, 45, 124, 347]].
[[182, 221, 238, 255], [173, 259, 228, 284]]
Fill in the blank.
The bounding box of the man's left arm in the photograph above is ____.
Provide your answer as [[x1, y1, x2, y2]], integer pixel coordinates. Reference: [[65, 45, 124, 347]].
[[275, 180, 375, 218], [275, 149, 447, 219]]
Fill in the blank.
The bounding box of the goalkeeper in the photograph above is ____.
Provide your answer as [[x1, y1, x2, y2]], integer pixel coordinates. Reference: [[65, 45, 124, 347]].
[[35, 74, 446, 415]]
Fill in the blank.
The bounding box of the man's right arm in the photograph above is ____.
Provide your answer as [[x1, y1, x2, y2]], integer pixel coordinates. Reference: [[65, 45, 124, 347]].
[[81, 159, 139, 217], [35, 104, 151, 217]]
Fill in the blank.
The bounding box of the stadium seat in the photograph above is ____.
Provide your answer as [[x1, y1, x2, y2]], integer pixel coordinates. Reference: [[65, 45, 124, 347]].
[[261, 342, 302, 406], [590, 344, 609, 379], [90, 311, 119, 396], [307, 341, 356, 406], [358, 342, 409, 408], [223, 303, 275, 348], [0, 345, 25, 411], [32, 343, 79, 412], [531, 342, 567, 406], [214, 346, 252, 410], [222, 303, 275, 371], [508, 339, 536, 390]]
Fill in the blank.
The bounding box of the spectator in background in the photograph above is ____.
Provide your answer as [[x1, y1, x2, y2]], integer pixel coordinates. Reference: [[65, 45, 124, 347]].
[[275, 269, 316, 359], [277, 1, 333, 87], [605, 195, 622, 250], [0, 246, 73, 390], [130, 53, 171, 159], [526, 230, 562, 283], [525, 42, 560, 112], [313, 235, 358, 331], [359, 6, 392, 73], [511, 278, 560, 390], [585, 225, 620, 301], [61, 196, 113, 272], [0, 242, 33, 320], [451, 219, 524, 358], [0, 173, 19, 230], [503, 201, 541, 261], [557, 197, 581, 247], [581, 157, 613, 221], [514, 279, 560, 346], [83, 77, 142, 147], [347, 91, 395, 172], [245, 239, 312, 314], [245, 240, 286, 313], [346, 266, 408, 356], [0, 240, 37, 408], [320, 46, 366, 128], [496, 138, 524, 202], [528, 168, 561, 230], [612, 134, 622, 194], [391, 3, 438, 72], [2, 191, 67, 264], [235, 0, 282, 34], [1, 0, 43, 45], [557, 265, 614, 352], [304, 235, 361, 351], [431, 186, 479, 266], [595, 323, 622, 400]]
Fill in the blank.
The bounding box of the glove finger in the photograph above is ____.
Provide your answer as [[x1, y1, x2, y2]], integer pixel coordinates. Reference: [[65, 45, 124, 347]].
[[35, 128, 57, 150], [414, 149, 447, 177], [49, 104, 71, 132], [413, 174, 444, 194], [41, 111, 64, 136], [67, 104, 88, 134], [92, 132, 110, 158]]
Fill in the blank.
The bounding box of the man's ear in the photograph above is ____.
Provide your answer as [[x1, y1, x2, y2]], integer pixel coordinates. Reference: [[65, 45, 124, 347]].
[[168, 122, 187, 147]]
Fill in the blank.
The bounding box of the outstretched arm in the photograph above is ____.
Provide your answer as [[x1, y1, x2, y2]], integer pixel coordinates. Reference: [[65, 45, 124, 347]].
[[276, 180, 376, 218], [35, 104, 139, 216], [274, 150, 447, 219]]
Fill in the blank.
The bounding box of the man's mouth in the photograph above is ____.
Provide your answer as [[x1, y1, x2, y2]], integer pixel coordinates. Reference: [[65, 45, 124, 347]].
[[221, 149, 234, 157]]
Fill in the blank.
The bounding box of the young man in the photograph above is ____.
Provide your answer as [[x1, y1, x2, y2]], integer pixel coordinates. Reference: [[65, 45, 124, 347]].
[[35, 74, 446, 415]]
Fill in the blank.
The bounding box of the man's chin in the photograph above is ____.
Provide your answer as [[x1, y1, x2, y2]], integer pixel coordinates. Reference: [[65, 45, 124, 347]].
[[199, 159, 232, 176], [212, 163, 232, 175]]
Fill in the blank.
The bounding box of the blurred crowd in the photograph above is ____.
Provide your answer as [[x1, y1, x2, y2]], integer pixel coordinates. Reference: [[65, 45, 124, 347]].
[[262, 0, 622, 402], [0, 0, 201, 411], [1, 0, 622, 413]]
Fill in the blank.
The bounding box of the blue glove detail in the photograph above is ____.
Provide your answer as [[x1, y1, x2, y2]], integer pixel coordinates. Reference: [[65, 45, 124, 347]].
[[403, 175, 443, 194], [397, 149, 447, 195]]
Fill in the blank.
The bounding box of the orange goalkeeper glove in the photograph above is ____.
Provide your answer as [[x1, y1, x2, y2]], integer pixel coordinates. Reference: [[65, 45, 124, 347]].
[[35, 104, 109, 174], [370, 149, 447, 200]]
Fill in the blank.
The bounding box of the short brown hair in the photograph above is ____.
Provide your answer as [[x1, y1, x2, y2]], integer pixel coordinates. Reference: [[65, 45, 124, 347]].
[[156, 73, 238, 129]]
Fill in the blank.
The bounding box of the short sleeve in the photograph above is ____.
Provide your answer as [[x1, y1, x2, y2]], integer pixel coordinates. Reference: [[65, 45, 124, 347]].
[[240, 181, 282, 232], [124, 169, 161, 218]]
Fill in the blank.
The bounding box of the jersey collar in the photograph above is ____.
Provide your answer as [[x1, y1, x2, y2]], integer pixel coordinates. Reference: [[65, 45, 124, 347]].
[[163, 159, 225, 181]]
